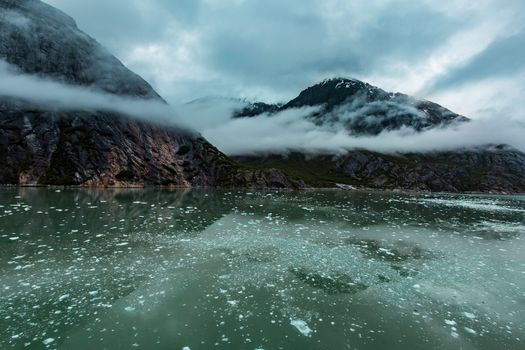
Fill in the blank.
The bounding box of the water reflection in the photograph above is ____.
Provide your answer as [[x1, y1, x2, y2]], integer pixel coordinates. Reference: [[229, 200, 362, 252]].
[[0, 189, 523, 350]]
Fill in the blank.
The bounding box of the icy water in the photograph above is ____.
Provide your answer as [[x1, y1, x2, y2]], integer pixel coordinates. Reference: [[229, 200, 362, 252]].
[[1, 189, 524, 350]]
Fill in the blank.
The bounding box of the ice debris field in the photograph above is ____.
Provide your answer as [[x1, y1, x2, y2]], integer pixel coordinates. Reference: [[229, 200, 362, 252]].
[[0, 189, 524, 350]]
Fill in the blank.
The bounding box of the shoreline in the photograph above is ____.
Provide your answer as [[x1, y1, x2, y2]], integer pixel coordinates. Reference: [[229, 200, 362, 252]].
[[1, 184, 523, 196]]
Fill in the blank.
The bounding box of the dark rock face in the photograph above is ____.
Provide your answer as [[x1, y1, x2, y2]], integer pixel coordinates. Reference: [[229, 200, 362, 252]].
[[0, 100, 229, 187], [335, 148, 525, 193], [0, 0, 299, 188], [235, 148, 525, 193]]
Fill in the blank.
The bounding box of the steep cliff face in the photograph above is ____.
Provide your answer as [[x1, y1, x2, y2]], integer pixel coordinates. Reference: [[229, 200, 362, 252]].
[[0, 100, 225, 186], [0, 0, 299, 188]]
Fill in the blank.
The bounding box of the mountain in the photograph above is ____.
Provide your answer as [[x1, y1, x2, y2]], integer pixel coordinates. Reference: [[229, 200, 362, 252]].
[[0, 0, 301, 188], [232, 79, 525, 193], [233, 102, 282, 118], [234, 78, 469, 135]]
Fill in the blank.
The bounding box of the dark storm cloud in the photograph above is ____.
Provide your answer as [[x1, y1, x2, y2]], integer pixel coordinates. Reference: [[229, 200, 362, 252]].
[[427, 31, 525, 92], [45, 0, 201, 49], [204, 0, 462, 79], [43, 0, 525, 120]]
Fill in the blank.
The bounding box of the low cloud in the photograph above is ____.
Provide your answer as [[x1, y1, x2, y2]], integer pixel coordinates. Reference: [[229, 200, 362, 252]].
[[0, 60, 190, 129], [0, 9, 32, 28], [181, 99, 525, 156], [2, 59, 524, 156]]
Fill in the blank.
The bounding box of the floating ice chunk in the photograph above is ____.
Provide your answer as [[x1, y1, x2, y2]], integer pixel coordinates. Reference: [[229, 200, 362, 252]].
[[451, 331, 459, 339], [43, 338, 55, 345], [464, 327, 477, 335], [445, 320, 457, 326], [290, 319, 313, 337], [463, 312, 476, 319], [378, 248, 394, 256], [183, 347, 191, 350], [125, 306, 136, 312], [58, 294, 70, 301]]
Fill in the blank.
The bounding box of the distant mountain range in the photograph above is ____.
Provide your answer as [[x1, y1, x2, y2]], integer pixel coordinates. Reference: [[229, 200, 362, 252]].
[[0, 0, 524, 192]]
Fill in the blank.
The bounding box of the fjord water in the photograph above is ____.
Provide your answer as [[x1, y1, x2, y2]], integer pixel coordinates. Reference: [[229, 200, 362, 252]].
[[1, 189, 524, 350]]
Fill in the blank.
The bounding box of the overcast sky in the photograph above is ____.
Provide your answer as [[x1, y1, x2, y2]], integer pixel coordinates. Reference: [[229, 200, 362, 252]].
[[44, 0, 525, 120]]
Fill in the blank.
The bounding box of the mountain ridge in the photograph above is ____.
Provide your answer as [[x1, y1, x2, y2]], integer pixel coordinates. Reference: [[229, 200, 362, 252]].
[[229, 78, 525, 193], [2, 0, 524, 192], [0, 0, 302, 188], [234, 77, 469, 135]]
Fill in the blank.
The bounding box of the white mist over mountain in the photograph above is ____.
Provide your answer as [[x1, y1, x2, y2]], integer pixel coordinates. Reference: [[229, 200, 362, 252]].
[[0, 60, 188, 128], [179, 97, 525, 156]]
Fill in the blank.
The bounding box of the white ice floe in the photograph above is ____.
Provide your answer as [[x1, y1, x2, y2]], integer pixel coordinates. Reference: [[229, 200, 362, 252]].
[[290, 319, 313, 337], [417, 198, 525, 213], [42, 338, 55, 345], [464, 327, 477, 335], [463, 312, 476, 319]]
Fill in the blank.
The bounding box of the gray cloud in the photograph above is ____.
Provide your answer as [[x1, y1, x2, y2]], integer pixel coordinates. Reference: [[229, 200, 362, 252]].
[[2, 59, 523, 158], [427, 31, 525, 93], [0, 60, 189, 129], [180, 98, 525, 155], [1, 9, 32, 28], [42, 0, 525, 119]]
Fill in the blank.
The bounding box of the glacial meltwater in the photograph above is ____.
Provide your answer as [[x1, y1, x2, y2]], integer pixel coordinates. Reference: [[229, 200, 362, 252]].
[[1, 189, 524, 350]]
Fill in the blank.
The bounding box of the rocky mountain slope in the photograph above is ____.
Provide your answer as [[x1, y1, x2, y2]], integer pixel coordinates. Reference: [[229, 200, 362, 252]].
[[0, 0, 301, 188], [232, 80, 525, 193], [235, 147, 525, 193], [234, 78, 469, 135]]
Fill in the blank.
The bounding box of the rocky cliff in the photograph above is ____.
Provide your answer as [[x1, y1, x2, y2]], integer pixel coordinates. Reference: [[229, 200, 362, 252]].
[[0, 0, 300, 188]]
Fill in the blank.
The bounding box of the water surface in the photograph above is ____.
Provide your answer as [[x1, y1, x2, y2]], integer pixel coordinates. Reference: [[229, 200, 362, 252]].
[[1, 189, 524, 349]]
